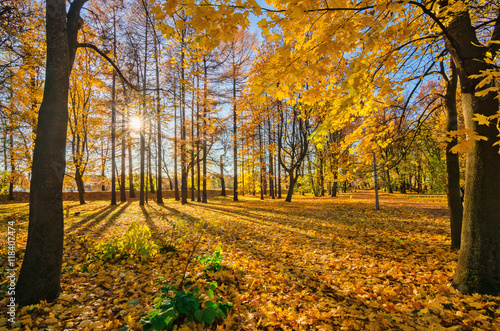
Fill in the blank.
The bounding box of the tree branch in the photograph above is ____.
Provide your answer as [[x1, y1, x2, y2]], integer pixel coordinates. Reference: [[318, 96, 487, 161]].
[[77, 42, 140, 92]]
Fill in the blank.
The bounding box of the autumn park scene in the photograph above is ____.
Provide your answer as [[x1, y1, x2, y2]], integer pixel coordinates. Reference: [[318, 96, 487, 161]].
[[1, 0, 500, 330]]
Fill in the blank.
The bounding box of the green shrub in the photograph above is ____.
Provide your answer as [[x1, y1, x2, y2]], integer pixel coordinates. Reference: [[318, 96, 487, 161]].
[[93, 222, 158, 261], [141, 281, 233, 331], [195, 247, 223, 272]]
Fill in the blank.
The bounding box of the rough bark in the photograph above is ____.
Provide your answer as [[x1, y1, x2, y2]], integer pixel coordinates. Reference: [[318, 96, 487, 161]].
[[16, 0, 87, 306], [444, 9, 500, 294]]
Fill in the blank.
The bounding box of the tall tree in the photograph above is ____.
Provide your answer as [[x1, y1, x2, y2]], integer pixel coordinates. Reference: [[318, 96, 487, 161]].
[[110, 3, 117, 206], [439, 60, 462, 250], [16, 0, 88, 306]]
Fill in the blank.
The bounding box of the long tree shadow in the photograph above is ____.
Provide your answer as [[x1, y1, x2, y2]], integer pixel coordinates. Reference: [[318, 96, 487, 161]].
[[70, 202, 131, 236], [67, 205, 115, 232], [197, 200, 446, 241], [194, 201, 450, 262], [93, 201, 132, 235], [140, 205, 163, 240]]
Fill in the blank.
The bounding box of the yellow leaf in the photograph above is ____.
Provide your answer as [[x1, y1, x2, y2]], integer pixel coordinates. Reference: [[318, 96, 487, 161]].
[[450, 140, 474, 154], [472, 114, 491, 126]]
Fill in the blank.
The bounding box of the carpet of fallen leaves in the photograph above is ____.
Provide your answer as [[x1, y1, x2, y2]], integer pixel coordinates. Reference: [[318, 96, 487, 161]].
[[1, 191, 499, 331]]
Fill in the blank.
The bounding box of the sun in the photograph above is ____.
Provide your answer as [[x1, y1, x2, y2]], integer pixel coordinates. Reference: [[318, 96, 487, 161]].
[[129, 116, 142, 132]]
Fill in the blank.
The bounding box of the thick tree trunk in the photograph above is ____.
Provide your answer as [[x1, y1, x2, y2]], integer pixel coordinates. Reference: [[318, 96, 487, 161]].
[[17, 0, 87, 306], [445, 8, 500, 295]]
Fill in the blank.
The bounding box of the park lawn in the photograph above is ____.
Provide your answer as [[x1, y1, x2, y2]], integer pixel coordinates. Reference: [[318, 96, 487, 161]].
[[0, 192, 499, 330]]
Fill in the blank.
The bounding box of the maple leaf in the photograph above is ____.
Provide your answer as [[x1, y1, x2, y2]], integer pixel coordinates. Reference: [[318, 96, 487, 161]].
[[472, 114, 491, 126]]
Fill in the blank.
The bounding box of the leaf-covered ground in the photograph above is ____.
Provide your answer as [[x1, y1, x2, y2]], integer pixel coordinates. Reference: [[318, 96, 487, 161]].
[[1, 192, 499, 330]]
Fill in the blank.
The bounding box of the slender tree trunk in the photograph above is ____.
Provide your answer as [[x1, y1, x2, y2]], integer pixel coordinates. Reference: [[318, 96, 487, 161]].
[[128, 129, 135, 198], [148, 125, 155, 193], [220, 155, 226, 196], [196, 72, 201, 202], [120, 112, 126, 202], [319, 150, 324, 196], [173, 77, 180, 201], [155, 34, 163, 204], [232, 49, 238, 202], [268, 117, 274, 199], [241, 140, 245, 196], [277, 113, 282, 199], [259, 124, 264, 200], [139, 12, 148, 206], [373, 152, 380, 210], [202, 57, 208, 203], [386, 169, 393, 194], [180, 30, 188, 205], [75, 165, 85, 205], [191, 73, 195, 201], [110, 5, 117, 206], [440, 60, 462, 250], [8, 130, 14, 200]]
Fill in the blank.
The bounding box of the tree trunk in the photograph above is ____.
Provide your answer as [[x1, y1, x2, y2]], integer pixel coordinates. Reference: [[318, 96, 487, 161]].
[[17, 0, 87, 307], [443, 7, 500, 295], [268, 118, 274, 199], [120, 112, 126, 202], [180, 29, 188, 205], [128, 133, 135, 198], [386, 169, 393, 194], [400, 176, 406, 194], [319, 149, 324, 196], [232, 48, 238, 202], [8, 130, 14, 201], [195, 69, 201, 202], [220, 155, 226, 196], [75, 167, 85, 205], [373, 152, 379, 210], [259, 124, 264, 200], [202, 57, 208, 203], [155, 36, 163, 204], [174, 77, 180, 201], [285, 170, 296, 202], [110, 6, 117, 206], [441, 60, 462, 250]]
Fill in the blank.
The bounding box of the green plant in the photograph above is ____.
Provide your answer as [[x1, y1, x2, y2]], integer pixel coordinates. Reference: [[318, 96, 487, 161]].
[[93, 222, 158, 262], [195, 247, 223, 272], [141, 281, 233, 331]]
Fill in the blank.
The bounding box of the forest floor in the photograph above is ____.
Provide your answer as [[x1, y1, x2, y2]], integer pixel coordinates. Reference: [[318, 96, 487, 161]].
[[1, 191, 499, 330]]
